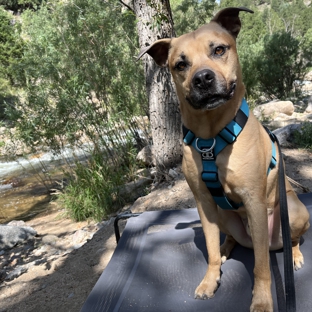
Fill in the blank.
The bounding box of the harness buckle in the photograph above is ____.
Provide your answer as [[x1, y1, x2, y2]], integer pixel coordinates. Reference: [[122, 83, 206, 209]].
[[202, 151, 214, 160]]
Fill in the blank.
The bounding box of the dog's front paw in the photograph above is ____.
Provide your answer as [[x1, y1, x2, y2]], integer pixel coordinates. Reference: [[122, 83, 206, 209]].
[[250, 302, 273, 312], [194, 276, 220, 299], [250, 298, 273, 312], [250, 288, 273, 312], [293, 247, 304, 270]]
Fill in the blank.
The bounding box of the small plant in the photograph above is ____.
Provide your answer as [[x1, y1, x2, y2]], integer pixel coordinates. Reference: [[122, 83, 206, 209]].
[[57, 140, 140, 222], [294, 122, 312, 149]]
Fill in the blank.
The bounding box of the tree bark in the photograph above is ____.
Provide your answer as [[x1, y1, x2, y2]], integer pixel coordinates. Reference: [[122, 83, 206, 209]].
[[132, 0, 182, 170]]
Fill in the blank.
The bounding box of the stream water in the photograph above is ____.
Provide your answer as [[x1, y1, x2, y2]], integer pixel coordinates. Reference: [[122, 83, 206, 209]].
[[0, 143, 94, 223], [0, 126, 146, 223]]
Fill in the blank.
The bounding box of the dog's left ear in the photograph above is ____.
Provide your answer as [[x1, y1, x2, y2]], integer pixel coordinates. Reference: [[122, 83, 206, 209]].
[[136, 38, 171, 67], [212, 7, 254, 38]]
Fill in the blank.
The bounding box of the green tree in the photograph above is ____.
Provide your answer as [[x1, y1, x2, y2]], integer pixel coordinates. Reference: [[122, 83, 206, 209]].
[[0, 8, 23, 118], [11, 0, 146, 148], [0, 0, 43, 12], [255, 31, 312, 99], [171, 0, 215, 35], [7, 0, 147, 220]]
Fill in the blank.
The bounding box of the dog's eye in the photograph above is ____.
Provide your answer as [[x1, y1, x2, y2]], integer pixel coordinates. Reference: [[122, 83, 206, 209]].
[[175, 61, 187, 71], [214, 46, 226, 56]]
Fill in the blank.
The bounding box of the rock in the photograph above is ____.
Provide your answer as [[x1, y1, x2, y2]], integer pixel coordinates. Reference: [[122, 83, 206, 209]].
[[5, 258, 47, 281], [33, 245, 48, 257], [272, 124, 303, 147], [0, 184, 12, 191], [72, 229, 90, 245], [73, 243, 85, 250], [168, 168, 179, 179], [7, 220, 26, 227], [42, 234, 59, 246], [5, 265, 28, 280], [305, 96, 312, 113], [305, 70, 312, 81], [135, 168, 151, 179], [149, 167, 157, 179], [0, 269, 6, 282], [119, 177, 152, 201], [305, 103, 312, 113], [253, 101, 294, 120], [136, 145, 155, 166], [274, 113, 292, 120], [0, 225, 37, 250]]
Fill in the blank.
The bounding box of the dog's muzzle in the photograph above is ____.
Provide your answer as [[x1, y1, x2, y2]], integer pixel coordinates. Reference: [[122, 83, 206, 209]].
[[187, 69, 236, 110]]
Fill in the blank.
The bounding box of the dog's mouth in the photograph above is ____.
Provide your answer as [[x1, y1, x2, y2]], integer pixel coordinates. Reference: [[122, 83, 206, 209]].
[[187, 81, 237, 110]]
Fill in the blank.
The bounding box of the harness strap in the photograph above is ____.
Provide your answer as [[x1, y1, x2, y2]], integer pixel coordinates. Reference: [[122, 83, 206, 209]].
[[183, 99, 277, 210], [183, 99, 249, 156]]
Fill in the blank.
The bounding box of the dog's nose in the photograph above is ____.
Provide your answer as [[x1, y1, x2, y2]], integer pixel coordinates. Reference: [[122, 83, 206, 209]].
[[193, 69, 215, 89]]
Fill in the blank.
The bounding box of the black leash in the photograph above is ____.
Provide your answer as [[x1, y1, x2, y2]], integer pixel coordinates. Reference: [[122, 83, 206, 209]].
[[273, 133, 296, 312]]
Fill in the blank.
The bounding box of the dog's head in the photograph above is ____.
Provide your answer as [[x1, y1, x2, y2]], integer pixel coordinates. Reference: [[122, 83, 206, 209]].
[[137, 7, 253, 111]]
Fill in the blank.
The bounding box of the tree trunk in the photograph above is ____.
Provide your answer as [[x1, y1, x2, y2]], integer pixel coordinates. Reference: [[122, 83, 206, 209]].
[[132, 0, 182, 170]]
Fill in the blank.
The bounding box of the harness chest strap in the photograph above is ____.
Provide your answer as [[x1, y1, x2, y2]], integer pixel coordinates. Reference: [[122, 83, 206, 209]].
[[182, 98, 277, 210]]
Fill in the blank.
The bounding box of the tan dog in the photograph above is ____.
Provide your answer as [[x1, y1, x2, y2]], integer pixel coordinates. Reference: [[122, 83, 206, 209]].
[[138, 7, 310, 312]]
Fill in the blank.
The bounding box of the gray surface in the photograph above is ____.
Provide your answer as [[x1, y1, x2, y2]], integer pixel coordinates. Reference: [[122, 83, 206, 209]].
[[81, 193, 312, 312], [0, 225, 37, 250]]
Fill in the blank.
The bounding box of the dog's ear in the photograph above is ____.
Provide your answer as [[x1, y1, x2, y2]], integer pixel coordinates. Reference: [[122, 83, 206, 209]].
[[137, 38, 171, 67], [211, 7, 254, 38]]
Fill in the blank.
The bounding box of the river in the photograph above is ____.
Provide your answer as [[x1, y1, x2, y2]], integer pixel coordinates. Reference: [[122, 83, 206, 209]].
[[0, 143, 94, 223]]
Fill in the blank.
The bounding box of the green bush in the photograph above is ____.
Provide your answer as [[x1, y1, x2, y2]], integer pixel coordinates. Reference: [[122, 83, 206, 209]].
[[9, 0, 146, 149], [58, 142, 138, 221], [0, 8, 23, 118], [255, 31, 312, 100], [0, 0, 44, 12], [294, 122, 312, 149]]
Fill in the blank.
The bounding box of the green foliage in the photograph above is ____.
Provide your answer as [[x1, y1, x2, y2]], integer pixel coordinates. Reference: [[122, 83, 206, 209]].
[[271, 0, 312, 35], [171, 0, 215, 35], [0, 8, 23, 118], [9, 0, 146, 149], [238, 40, 263, 98], [255, 31, 312, 99], [302, 28, 312, 58], [0, 0, 43, 12], [5, 0, 148, 221], [220, 0, 259, 8], [294, 122, 312, 149], [58, 143, 138, 221], [216, 0, 312, 101], [0, 9, 23, 66]]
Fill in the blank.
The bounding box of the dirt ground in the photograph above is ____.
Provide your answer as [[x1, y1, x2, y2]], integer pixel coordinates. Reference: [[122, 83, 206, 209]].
[[0, 147, 312, 312]]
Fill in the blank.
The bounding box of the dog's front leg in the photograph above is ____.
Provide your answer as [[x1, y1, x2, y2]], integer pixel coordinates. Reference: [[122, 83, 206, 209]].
[[195, 199, 221, 299], [182, 148, 222, 299], [246, 199, 273, 312]]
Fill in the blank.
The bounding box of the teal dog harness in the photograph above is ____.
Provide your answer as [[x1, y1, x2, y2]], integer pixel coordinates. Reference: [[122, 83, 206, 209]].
[[182, 98, 277, 210]]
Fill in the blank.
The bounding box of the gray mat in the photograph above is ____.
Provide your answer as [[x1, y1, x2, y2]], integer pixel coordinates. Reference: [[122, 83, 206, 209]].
[[81, 193, 312, 312]]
